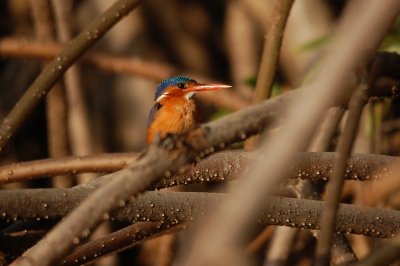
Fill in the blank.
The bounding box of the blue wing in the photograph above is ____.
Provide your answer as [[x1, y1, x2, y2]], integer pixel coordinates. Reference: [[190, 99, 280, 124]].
[[147, 103, 162, 129]]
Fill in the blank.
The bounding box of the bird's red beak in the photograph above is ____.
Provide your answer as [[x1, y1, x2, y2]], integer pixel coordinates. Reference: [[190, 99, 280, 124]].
[[183, 83, 232, 92]]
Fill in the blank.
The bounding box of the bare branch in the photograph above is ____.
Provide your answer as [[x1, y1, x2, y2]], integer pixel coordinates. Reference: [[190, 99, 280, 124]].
[[245, 0, 294, 149], [252, 0, 294, 103], [30, 0, 72, 188], [0, 153, 139, 185], [315, 82, 368, 265], [0, 151, 397, 187], [0, 0, 144, 154], [2, 191, 400, 240], [62, 222, 188, 266]]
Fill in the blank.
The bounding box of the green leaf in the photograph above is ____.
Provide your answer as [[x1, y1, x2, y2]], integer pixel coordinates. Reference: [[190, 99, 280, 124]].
[[297, 35, 331, 53]]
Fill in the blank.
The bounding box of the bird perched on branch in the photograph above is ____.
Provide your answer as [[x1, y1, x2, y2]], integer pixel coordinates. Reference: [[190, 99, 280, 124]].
[[146, 76, 231, 144]]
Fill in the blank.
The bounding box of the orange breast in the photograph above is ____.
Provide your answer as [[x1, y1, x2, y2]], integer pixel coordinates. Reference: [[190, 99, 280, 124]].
[[146, 97, 201, 144]]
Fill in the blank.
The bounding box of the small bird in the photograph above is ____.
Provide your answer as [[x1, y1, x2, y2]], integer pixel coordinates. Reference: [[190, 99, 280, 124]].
[[146, 76, 231, 144]]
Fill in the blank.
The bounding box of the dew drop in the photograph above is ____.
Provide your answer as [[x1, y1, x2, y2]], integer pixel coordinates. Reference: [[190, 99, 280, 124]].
[[82, 229, 90, 237]]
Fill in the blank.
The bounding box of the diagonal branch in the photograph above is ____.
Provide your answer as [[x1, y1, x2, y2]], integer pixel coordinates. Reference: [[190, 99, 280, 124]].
[[0, 0, 144, 154], [62, 222, 188, 266]]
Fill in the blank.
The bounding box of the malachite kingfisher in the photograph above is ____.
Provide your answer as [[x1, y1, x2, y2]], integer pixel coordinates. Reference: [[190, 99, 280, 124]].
[[146, 76, 231, 145]]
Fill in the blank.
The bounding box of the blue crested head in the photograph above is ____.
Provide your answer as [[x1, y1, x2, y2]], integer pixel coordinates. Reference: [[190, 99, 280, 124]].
[[155, 76, 196, 100]]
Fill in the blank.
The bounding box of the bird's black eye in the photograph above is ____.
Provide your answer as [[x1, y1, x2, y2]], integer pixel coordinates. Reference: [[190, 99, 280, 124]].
[[177, 83, 185, 89]]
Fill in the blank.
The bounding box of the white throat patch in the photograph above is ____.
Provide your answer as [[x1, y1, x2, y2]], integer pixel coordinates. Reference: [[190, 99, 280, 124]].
[[184, 91, 195, 100], [156, 92, 169, 103]]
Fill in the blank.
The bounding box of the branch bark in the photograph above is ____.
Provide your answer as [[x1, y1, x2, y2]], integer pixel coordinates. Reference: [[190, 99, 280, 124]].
[[0, 151, 398, 187], [2, 191, 400, 239]]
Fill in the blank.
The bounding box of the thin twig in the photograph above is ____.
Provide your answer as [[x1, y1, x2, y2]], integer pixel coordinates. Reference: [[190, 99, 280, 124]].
[[252, 0, 294, 103], [0, 153, 139, 185], [308, 107, 345, 152], [314, 86, 368, 265], [245, 0, 294, 150], [30, 0, 72, 188], [61, 222, 188, 266]]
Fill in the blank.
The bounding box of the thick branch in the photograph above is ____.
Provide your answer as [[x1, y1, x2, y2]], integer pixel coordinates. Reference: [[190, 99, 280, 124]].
[[2, 191, 400, 240], [0, 151, 397, 187], [0, 152, 400, 225]]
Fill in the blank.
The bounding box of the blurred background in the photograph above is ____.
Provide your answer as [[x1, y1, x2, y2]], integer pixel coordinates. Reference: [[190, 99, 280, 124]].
[[0, 0, 345, 165], [2, 0, 400, 265]]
